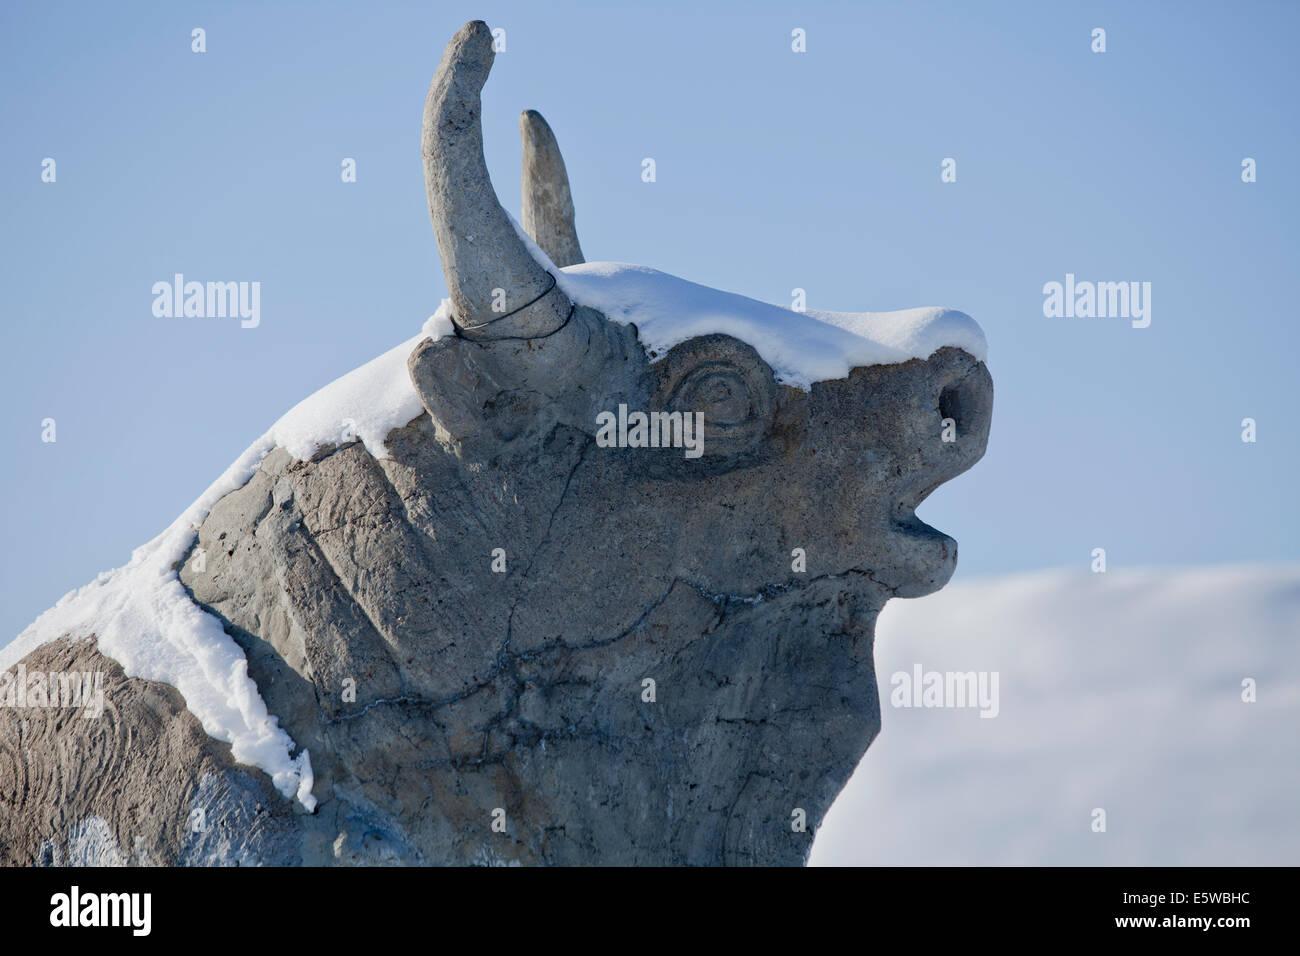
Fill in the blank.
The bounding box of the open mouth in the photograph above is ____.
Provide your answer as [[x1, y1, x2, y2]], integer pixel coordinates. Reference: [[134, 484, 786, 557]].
[[884, 485, 961, 597], [892, 471, 950, 535]]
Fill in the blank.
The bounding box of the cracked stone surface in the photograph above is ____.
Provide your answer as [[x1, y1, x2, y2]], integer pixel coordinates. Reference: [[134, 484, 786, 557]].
[[1, 344, 991, 866]]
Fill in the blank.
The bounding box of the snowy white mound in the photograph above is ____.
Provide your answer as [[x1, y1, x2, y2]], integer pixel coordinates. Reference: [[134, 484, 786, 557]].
[[560, 262, 988, 389], [811, 564, 1300, 866], [2, 262, 988, 809]]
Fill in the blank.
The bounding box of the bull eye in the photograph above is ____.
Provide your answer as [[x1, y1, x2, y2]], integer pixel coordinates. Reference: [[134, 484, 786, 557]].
[[680, 366, 753, 426], [656, 335, 778, 462]]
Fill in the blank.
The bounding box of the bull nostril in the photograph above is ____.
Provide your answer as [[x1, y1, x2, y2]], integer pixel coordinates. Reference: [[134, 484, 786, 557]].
[[938, 384, 964, 433]]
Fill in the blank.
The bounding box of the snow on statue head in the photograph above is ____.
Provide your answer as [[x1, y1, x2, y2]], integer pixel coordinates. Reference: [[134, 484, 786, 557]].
[[0, 20, 991, 867]]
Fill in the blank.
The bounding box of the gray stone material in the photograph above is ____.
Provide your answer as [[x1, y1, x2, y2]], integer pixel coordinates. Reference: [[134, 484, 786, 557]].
[[0, 20, 992, 866], [423, 20, 570, 339], [521, 109, 585, 268]]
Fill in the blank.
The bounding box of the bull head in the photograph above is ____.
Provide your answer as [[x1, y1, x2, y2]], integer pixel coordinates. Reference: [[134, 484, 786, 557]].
[[410, 20, 990, 600], [342, 21, 992, 864]]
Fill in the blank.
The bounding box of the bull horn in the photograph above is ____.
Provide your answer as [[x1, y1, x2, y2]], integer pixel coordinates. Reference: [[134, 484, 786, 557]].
[[422, 21, 571, 337], [520, 110, 585, 268]]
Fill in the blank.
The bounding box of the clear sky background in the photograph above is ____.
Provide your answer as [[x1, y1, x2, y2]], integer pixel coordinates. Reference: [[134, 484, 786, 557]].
[[2, 0, 1297, 644]]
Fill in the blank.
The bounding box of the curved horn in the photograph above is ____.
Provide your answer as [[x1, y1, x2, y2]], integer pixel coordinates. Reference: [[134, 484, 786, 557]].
[[520, 110, 585, 268], [422, 21, 570, 337]]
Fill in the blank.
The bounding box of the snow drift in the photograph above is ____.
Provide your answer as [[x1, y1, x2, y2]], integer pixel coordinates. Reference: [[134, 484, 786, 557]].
[[811, 564, 1300, 865]]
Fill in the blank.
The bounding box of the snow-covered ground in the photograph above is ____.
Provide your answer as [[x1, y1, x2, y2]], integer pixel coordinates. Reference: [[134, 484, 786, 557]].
[[812, 564, 1300, 866]]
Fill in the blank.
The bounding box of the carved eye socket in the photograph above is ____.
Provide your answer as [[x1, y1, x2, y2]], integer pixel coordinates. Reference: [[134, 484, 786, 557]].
[[656, 334, 777, 462]]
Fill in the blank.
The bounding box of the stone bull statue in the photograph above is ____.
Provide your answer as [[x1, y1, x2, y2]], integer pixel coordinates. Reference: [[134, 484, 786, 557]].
[[0, 21, 991, 865]]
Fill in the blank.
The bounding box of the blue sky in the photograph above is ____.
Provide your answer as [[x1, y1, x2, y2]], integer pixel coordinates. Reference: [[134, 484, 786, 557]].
[[2, 0, 1297, 643]]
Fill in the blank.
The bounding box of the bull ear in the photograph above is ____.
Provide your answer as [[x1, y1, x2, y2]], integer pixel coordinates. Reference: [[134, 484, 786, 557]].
[[422, 21, 572, 337], [520, 110, 585, 268]]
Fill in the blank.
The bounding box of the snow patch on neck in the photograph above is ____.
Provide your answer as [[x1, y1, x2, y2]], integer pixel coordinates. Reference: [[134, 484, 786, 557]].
[[0, 311, 456, 811]]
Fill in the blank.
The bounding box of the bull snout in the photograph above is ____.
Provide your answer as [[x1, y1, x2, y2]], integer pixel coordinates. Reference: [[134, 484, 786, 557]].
[[932, 351, 994, 478], [883, 347, 993, 597]]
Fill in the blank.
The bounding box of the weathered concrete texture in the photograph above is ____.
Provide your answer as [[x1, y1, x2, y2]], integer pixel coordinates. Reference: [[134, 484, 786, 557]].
[[2, 342, 989, 867], [0, 340, 990, 866], [0, 19, 993, 866]]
